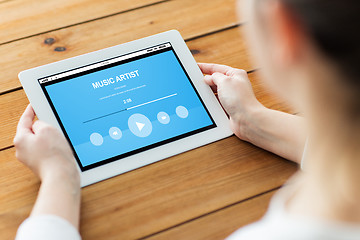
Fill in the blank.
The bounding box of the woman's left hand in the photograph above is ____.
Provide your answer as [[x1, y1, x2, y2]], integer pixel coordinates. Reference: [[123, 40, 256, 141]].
[[14, 104, 79, 182]]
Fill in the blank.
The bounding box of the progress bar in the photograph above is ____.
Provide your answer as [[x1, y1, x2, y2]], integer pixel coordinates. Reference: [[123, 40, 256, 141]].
[[127, 93, 177, 110], [83, 93, 178, 124]]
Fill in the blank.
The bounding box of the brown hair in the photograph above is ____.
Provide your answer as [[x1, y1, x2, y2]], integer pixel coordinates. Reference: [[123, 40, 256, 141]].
[[282, 0, 360, 116]]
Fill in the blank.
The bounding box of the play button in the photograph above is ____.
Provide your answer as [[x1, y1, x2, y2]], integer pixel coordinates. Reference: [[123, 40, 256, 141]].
[[136, 122, 145, 131], [128, 113, 152, 137]]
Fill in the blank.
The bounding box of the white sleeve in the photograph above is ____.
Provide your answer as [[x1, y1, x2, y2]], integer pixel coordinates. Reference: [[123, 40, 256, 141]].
[[15, 215, 81, 240]]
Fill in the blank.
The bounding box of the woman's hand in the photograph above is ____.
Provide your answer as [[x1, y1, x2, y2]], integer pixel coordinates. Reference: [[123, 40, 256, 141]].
[[198, 63, 265, 141], [198, 63, 306, 164], [14, 105, 81, 229], [14, 105, 79, 182]]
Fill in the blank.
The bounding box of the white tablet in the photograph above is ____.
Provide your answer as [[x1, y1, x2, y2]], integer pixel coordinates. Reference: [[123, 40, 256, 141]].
[[19, 30, 232, 187]]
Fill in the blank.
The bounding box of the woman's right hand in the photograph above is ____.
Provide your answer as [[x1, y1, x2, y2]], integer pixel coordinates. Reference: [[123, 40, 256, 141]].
[[198, 63, 265, 141]]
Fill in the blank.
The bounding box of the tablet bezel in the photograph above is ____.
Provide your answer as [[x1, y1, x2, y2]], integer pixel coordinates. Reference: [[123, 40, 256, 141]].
[[19, 30, 233, 187]]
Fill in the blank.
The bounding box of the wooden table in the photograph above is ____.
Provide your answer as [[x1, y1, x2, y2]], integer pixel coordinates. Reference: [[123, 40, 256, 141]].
[[0, 0, 298, 239]]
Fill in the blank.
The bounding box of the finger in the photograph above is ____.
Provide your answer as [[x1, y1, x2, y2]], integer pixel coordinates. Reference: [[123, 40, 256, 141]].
[[204, 75, 220, 93], [211, 72, 229, 86], [204, 75, 216, 87], [198, 63, 248, 78], [14, 105, 35, 146], [32, 120, 50, 134], [198, 63, 234, 75], [16, 104, 35, 134]]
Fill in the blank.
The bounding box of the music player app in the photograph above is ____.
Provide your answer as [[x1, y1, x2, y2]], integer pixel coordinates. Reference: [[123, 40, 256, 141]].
[[39, 43, 215, 170]]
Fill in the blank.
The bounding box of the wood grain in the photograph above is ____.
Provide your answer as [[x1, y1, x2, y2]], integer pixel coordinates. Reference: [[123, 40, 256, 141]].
[[0, 0, 165, 44], [188, 27, 254, 71], [146, 191, 275, 240], [0, 0, 239, 94], [0, 137, 296, 240]]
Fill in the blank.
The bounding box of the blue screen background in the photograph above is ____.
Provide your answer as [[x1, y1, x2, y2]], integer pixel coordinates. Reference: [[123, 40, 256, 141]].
[[45, 50, 214, 167]]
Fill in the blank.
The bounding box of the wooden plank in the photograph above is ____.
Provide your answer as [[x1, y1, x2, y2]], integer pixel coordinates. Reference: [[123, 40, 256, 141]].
[[0, 138, 297, 240], [0, 147, 39, 240], [0, 0, 239, 94], [146, 191, 275, 240], [188, 27, 254, 72], [0, 89, 28, 149], [0, 70, 292, 151], [0, 0, 165, 44]]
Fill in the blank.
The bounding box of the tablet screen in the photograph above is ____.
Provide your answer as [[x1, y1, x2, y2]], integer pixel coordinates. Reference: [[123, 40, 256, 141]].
[[38, 43, 216, 170]]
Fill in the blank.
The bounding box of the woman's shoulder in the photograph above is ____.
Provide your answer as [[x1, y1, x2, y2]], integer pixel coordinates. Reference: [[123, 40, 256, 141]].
[[226, 180, 360, 240]]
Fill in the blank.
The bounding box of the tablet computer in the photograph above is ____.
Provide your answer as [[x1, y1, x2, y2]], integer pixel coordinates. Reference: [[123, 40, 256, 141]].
[[19, 30, 232, 187]]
